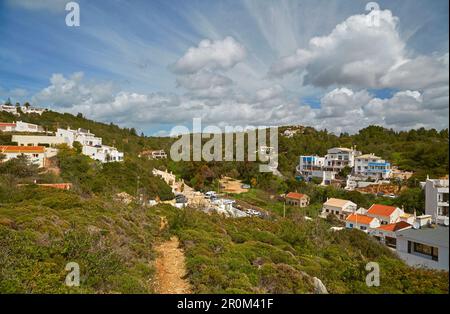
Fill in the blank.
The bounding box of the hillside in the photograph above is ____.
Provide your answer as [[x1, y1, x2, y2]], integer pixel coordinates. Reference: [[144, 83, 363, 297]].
[[0, 108, 449, 294]]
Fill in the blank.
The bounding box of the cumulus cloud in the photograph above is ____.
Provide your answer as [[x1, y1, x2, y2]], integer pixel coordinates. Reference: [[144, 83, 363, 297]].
[[315, 88, 372, 119], [255, 85, 284, 102], [269, 10, 448, 93], [269, 10, 405, 87], [313, 88, 448, 133], [24, 9, 448, 135], [172, 36, 247, 74], [33, 72, 116, 108]]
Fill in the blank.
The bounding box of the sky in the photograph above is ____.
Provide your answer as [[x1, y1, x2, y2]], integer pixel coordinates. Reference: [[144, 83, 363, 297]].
[[0, 0, 448, 136]]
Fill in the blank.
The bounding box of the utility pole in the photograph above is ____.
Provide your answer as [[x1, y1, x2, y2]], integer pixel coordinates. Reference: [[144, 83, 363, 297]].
[[136, 175, 140, 203]]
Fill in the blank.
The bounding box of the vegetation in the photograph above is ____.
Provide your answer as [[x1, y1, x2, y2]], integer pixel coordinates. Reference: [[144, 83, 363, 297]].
[[0, 105, 448, 294]]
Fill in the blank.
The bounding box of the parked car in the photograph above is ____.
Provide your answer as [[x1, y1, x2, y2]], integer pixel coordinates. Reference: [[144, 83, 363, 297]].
[[175, 194, 188, 203], [241, 184, 251, 189]]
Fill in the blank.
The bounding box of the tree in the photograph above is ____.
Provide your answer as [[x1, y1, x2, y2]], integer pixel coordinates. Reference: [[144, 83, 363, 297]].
[[338, 166, 352, 178]]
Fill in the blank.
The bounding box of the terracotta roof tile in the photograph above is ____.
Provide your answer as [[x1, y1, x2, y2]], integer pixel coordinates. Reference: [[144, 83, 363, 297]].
[[346, 213, 374, 225], [286, 192, 307, 200], [377, 221, 411, 232], [367, 204, 399, 217], [0, 145, 45, 154]]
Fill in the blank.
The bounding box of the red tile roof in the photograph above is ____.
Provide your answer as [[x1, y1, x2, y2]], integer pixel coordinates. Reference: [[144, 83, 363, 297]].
[[346, 213, 375, 225], [377, 221, 411, 232], [286, 192, 307, 200], [0, 123, 16, 127], [367, 204, 399, 217], [0, 145, 45, 154]]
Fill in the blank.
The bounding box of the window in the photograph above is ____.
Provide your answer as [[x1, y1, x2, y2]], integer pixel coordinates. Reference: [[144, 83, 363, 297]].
[[349, 223, 353, 228], [412, 242, 439, 261], [360, 226, 367, 231]]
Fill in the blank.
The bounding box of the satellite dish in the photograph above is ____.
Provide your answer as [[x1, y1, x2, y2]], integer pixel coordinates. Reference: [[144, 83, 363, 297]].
[[413, 221, 420, 230]]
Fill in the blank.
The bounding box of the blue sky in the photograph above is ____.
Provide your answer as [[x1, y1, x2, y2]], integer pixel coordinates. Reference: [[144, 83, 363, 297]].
[[0, 0, 448, 135]]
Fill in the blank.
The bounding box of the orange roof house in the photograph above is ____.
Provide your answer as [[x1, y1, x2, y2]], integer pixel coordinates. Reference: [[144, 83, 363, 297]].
[[346, 213, 376, 225], [285, 192, 310, 207], [376, 221, 411, 232], [367, 204, 399, 217], [286, 192, 307, 200], [366, 204, 404, 224]]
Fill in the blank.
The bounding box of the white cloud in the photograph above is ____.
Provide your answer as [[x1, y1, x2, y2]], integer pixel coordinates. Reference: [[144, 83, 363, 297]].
[[269, 10, 405, 88], [172, 36, 247, 74], [313, 88, 448, 133], [255, 85, 284, 102], [268, 9, 448, 93], [316, 88, 372, 119]]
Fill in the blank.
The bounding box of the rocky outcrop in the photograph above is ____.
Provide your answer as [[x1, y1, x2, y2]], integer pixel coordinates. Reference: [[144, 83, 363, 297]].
[[312, 277, 328, 294]]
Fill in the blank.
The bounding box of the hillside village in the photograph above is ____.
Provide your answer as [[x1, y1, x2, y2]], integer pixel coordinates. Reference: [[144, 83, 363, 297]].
[[0, 103, 448, 293]]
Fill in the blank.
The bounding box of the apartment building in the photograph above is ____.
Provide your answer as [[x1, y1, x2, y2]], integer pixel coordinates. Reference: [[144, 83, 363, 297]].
[[424, 177, 449, 225], [354, 154, 392, 179], [323, 147, 361, 171], [297, 147, 362, 185]]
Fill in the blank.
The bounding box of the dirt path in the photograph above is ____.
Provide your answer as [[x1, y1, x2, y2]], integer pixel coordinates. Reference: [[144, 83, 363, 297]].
[[154, 216, 191, 294]]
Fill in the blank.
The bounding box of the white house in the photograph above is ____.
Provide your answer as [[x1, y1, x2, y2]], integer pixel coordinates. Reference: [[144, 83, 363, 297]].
[[21, 106, 46, 115], [396, 225, 449, 271], [56, 127, 123, 163], [139, 149, 167, 159], [0, 122, 16, 132], [366, 204, 404, 225], [424, 177, 449, 225], [345, 213, 381, 232], [56, 127, 102, 147], [354, 154, 392, 179], [12, 134, 69, 147], [321, 198, 357, 220], [0, 121, 45, 133], [0, 145, 47, 168], [0, 104, 19, 115], [369, 221, 412, 248], [82, 145, 124, 163]]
